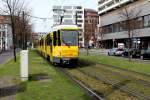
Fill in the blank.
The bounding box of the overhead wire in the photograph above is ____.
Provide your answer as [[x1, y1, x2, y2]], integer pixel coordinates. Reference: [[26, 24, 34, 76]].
[[26, 14, 53, 20]]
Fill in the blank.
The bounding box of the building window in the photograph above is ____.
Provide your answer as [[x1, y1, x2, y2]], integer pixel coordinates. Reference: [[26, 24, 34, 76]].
[[76, 6, 82, 9], [113, 23, 120, 32], [115, 0, 120, 3], [77, 20, 83, 23], [85, 20, 88, 23], [144, 15, 150, 27], [122, 21, 127, 31], [63, 6, 72, 9], [77, 15, 82, 18], [135, 17, 143, 29], [64, 19, 73, 23], [99, 6, 105, 11], [53, 6, 61, 9], [66, 10, 72, 14], [79, 38, 82, 41], [53, 15, 60, 18], [109, 24, 113, 33], [78, 24, 82, 27], [77, 11, 83, 14], [98, 0, 108, 5], [63, 15, 72, 18], [106, 1, 114, 7]]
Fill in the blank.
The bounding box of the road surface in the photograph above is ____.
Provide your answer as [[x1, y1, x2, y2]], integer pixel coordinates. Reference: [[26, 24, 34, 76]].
[[0, 49, 20, 65]]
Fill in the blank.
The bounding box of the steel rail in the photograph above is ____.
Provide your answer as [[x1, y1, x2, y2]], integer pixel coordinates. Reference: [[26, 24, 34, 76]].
[[97, 62, 150, 77], [55, 67, 104, 100], [94, 64, 150, 87], [77, 68, 150, 100]]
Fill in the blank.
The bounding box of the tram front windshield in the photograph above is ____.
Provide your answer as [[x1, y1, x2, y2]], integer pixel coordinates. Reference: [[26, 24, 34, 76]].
[[61, 30, 78, 46]]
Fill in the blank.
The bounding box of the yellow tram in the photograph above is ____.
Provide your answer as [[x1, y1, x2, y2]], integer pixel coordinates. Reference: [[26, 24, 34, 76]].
[[38, 25, 79, 64]]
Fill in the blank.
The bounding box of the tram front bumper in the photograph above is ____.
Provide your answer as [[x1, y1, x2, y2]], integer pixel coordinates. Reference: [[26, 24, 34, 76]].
[[62, 57, 78, 64]]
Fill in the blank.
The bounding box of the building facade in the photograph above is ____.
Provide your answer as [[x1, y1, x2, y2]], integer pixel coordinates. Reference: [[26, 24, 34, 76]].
[[52, 5, 84, 47], [84, 9, 99, 47], [38, 32, 47, 38], [0, 15, 12, 51], [98, 0, 150, 49]]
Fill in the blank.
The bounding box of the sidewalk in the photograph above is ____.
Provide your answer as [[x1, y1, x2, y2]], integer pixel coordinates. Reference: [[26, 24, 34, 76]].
[[80, 48, 109, 55], [0, 49, 21, 65]]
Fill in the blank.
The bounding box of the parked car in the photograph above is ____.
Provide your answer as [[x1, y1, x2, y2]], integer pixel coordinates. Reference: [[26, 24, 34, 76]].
[[114, 48, 124, 56], [108, 48, 117, 56], [108, 48, 124, 56], [122, 48, 141, 58], [140, 48, 150, 59]]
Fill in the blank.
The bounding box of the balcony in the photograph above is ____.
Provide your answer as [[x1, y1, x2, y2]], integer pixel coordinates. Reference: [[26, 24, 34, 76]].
[[98, 0, 134, 15]]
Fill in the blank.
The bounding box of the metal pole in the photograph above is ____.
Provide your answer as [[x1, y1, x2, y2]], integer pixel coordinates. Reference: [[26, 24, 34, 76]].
[[22, 11, 25, 50], [75, 12, 78, 25], [60, 16, 63, 25]]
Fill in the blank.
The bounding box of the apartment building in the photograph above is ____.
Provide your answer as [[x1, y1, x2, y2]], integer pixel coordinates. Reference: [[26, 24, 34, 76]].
[[98, 0, 150, 49], [0, 15, 12, 51], [52, 5, 84, 47], [84, 9, 99, 47]]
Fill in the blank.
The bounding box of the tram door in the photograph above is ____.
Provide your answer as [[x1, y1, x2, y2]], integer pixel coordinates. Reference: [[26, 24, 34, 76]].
[[53, 31, 57, 47], [52, 30, 61, 57]]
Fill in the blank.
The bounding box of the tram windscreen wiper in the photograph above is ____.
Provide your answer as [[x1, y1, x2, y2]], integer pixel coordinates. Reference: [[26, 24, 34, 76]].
[[66, 41, 72, 46], [62, 40, 72, 46]]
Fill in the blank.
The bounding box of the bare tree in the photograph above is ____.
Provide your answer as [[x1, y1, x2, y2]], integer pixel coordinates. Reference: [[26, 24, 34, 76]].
[[98, 27, 104, 49], [15, 10, 32, 50], [119, 7, 141, 61], [84, 33, 90, 55], [1, 0, 27, 62]]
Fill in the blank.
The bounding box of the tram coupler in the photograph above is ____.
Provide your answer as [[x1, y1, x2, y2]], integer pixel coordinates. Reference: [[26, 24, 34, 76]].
[[62, 60, 69, 64]]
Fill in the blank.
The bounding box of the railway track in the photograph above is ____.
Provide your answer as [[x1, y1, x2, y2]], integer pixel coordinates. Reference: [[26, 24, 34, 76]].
[[55, 67, 104, 100], [94, 64, 150, 87], [55, 62, 150, 100], [76, 67, 150, 100], [98, 62, 150, 78]]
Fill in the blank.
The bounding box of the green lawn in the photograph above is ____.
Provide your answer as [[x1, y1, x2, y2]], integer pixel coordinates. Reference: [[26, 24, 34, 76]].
[[0, 50, 89, 100], [79, 54, 150, 75]]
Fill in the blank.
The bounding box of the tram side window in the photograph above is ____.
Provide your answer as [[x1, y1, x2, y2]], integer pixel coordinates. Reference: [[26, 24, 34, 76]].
[[49, 37, 52, 46], [47, 35, 52, 46], [46, 36, 49, 45], [58, 30, 61, 46], [49, 36, 52, 46], [53, 31, 57, 46], [41, 39, 43, 46]]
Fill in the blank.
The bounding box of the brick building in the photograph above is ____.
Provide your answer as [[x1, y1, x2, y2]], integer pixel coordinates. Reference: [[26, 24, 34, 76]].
[[84, 9, 99, 47]]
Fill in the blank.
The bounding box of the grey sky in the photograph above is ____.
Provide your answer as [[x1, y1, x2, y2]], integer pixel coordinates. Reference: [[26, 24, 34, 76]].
[[28, 0, 98, 32]]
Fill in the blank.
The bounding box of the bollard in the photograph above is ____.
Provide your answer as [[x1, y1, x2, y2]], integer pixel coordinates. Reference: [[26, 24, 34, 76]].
[[20, 50, 28, 81]]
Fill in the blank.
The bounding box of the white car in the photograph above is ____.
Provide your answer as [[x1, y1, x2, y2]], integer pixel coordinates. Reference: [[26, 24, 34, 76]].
[[108, 48, 117, 56], [108, 48, 124, 56], [115, 48, 124, 56]]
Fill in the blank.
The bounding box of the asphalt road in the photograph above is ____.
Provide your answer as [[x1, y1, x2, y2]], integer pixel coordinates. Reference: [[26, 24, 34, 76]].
[[0, 49, 20, 65]]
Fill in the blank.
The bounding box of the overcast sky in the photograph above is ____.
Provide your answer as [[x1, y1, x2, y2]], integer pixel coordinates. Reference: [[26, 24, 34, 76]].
[[28, 0, 98, 32]]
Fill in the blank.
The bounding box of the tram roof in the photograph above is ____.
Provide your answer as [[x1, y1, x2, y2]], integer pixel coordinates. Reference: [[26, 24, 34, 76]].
[[52, 25, 78, 31]]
